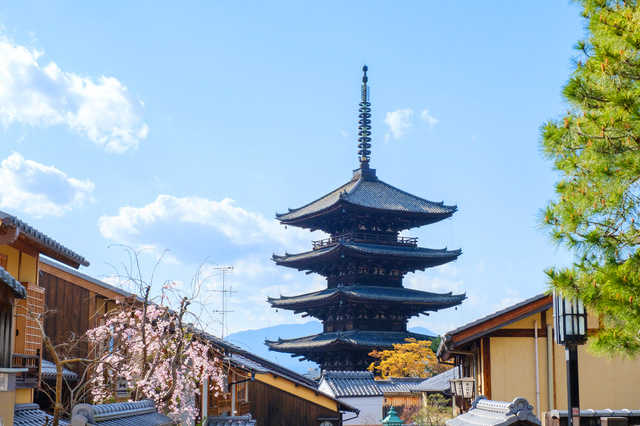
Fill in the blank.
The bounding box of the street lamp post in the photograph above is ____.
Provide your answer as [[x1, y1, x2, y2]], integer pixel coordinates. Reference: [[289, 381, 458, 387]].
[[553, 292, 587, 426]]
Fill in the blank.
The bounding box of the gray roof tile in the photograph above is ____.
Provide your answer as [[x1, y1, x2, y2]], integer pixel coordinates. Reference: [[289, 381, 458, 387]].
[[321, 370, 383, 397], [274, 241, 461, 264], [71, 399, 174, 426], [41, 359, 79, 381], [14, 403, 69, 426], [276, 176, 456, 222], [376, 377, 425, 393], [268, 285, 465, 309], [0, 211, 89, 267], [413, 368, 457, 392], [267, 330, 435, 352], [446, 396, 540, 426], [0, 265, 26, 299]]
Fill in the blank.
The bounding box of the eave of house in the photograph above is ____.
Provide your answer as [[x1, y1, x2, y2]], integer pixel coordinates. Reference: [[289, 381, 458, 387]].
[[438, 293, 552, 362], [39, 257, 136, 302]]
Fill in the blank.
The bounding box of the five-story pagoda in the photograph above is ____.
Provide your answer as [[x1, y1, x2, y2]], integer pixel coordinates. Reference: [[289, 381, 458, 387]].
[[266, 66, 465, 371]]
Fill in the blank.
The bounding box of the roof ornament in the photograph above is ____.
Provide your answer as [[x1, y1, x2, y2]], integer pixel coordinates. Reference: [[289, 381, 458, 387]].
[[358, 65, 372, 169]]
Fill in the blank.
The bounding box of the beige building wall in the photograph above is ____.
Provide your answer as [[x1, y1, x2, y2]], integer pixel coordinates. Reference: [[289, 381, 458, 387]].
[[485, 307, 640, 413]]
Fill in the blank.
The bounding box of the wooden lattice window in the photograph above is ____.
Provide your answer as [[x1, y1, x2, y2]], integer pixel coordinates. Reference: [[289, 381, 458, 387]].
[[24, 283, 44, 356], [0, 254, 7, 270]]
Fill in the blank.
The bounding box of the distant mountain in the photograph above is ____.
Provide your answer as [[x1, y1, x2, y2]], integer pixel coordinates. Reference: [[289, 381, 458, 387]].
[[226, 322, 437, 374]]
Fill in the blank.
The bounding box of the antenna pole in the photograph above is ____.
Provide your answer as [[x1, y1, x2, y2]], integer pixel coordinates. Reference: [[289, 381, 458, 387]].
[[210, 266, 235, 339]]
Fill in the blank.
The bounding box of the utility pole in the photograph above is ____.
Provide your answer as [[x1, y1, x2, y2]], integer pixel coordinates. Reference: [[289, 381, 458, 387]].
[[210, 266, 235, 339]]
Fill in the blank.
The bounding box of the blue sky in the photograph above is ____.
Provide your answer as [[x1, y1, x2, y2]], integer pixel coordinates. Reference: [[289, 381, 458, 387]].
[[0, 1, 582, 340]]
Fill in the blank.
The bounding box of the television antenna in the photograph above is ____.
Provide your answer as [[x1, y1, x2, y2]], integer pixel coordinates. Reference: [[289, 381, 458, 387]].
[[210, 266, 235, 339]]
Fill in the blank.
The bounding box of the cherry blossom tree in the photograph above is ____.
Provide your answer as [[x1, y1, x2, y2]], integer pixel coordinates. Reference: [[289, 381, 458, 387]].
[[85, 249, 224, 421]]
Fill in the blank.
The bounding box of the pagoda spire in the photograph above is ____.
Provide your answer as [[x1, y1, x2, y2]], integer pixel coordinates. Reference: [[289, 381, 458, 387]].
[[358, 65, 372, 169]]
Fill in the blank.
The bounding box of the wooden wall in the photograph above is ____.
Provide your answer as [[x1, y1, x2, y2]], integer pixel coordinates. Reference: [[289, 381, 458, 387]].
[[39, 271, 94, 365], [248, 380, 340, 426]]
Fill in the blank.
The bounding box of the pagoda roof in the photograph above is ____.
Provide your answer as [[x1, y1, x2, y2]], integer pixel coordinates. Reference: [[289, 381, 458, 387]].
[[275, 171, 456, 227], [273, 241, 461, 273], [266, 330, 433, 353], [268, 285, 465, 311]]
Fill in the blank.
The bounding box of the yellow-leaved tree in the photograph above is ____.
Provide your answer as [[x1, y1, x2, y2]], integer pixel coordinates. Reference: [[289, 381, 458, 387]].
[[368, 338, 450, 379]]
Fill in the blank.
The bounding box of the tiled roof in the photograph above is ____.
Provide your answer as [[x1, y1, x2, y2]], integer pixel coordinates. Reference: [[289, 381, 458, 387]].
[[438, 294, 551, 361], [276, 175, 456, 222], [40, 257, 134, 299], [446, 396, 540, 426], [41, 359, 79, 381], [208, 415, 257, 426], [266, 330, 435, 352], [274, 241, 461, 265], [376, 377, 425, 393], [71, 399, 174, 426], [226, 354, 270, 374], [321, 370, 383, 397], [0, 211, 89, 268], [14, 403, 69, 426], [443, 294, 550, 338], [198, 332, 359, 414], [413, 368, 457, 392], [268, 285, 465, 309], [0, 265, 26, 299]]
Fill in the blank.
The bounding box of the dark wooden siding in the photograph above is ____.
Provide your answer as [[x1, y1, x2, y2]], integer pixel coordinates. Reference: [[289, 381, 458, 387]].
[[248, 380, 340, 426], [39, 271, 92, 365]]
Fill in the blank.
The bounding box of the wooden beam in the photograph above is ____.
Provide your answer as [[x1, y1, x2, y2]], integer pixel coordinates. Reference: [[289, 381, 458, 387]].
[[482, 336, 491, 400], [450, 295, 552, 348]]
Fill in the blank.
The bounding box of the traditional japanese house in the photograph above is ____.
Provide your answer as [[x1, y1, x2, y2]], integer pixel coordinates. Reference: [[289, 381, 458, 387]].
[[266, 66, 466, 370], [0, 210, 88, 425], [201, 333, 358, 426], [437, 293, 640, 416]]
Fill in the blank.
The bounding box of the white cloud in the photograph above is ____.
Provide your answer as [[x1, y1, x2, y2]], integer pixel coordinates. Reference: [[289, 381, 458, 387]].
[[384, 108, 413, 142], [0, 35, 147, 153], [420, 109, 439, 129], [98, 195, 313, 253], [0, 152, 94, 217], [405, 274, 462, 293]]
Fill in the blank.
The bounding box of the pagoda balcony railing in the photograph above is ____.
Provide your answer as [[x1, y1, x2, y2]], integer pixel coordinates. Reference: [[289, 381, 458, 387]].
[[312, 232, 417, 250], [12, 353, 40, 389]]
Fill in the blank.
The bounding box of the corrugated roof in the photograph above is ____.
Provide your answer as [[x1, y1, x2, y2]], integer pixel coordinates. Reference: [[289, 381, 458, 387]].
[[321, 370, 383, 397], [14, 403, 69, 426], [266, 330, 435, 352], [413, 368, 457, 392], [0, 210, 89, 268], [274, 241, 461, 265], [41, 359, 79, 381], [268, 285, 465, 309], [376, 377, 425, 393], [276, 175, 456, 222], [0, 264, 26, 299]]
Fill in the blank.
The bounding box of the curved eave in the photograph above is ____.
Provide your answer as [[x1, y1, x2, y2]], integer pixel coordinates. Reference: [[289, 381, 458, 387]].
[[268, 285, 466, 312], [266, 330, 435, 354], [1, 212, 89, 268], [275, 177, 457, 230], [273, 242, 462, 272], [278, 200, 455, 231]]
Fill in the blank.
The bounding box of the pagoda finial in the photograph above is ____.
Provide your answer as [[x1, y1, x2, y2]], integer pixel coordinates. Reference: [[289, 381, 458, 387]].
[[358, 65, 372, 169]]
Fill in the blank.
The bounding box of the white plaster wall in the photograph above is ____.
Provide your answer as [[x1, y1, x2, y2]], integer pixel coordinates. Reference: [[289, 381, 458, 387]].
[[341, 396, 384, 426]]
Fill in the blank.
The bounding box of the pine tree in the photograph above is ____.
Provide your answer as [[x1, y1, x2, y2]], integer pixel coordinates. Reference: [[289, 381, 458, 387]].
[[541, 0, 640, 357]]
